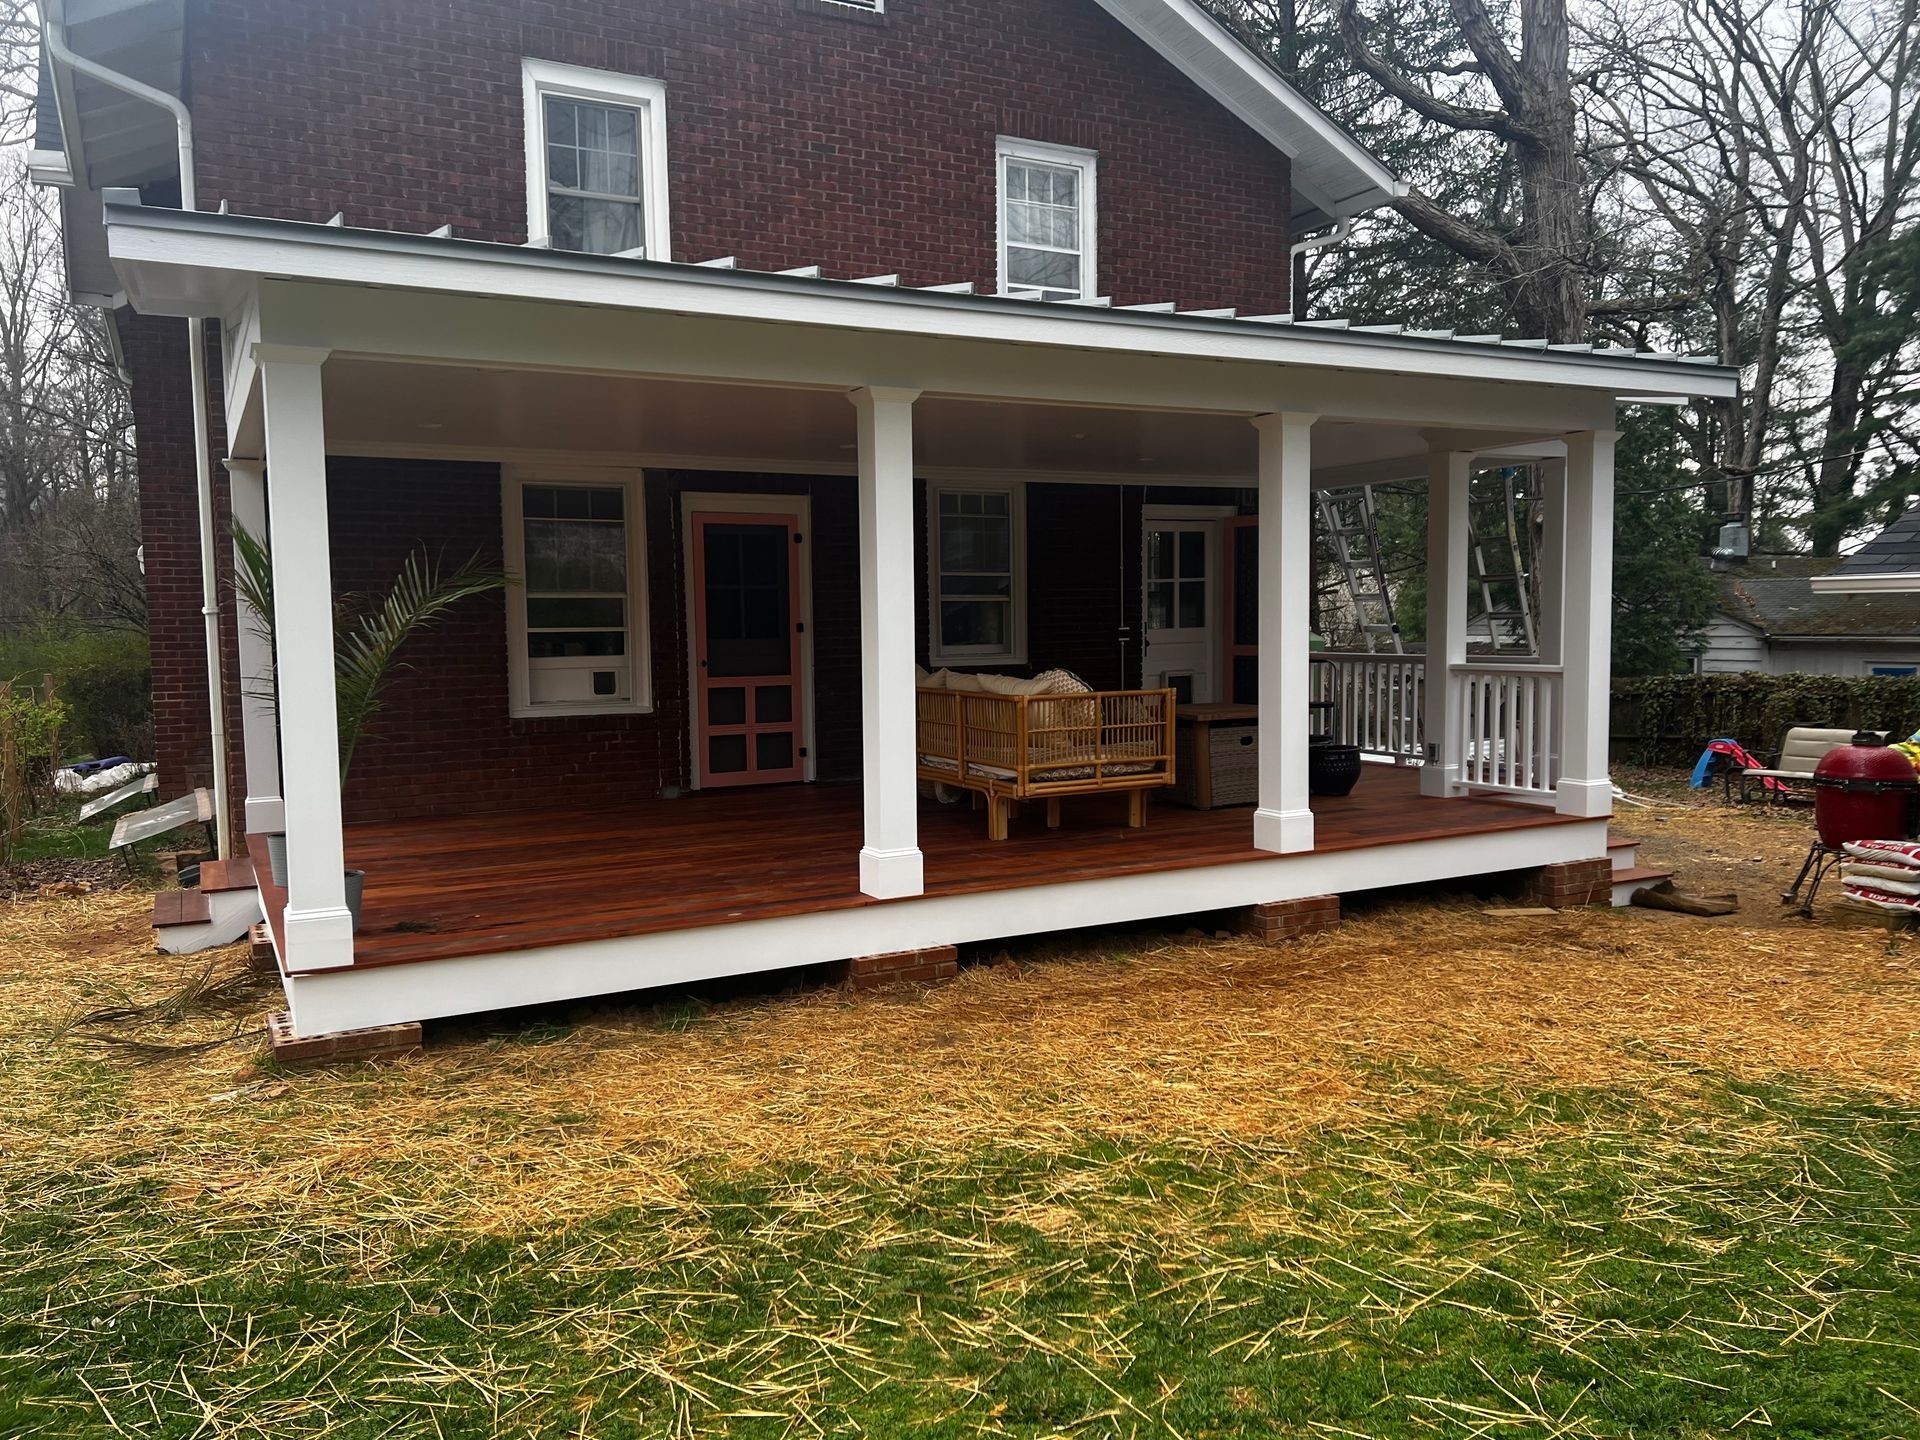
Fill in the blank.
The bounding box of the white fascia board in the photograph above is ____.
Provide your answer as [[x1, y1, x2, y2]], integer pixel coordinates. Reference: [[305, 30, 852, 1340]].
[[27, 148, 75, 186], [1088, 0, 1406, 222], [101, 199, 1740, 399], [1809, 573, 1920, 595]]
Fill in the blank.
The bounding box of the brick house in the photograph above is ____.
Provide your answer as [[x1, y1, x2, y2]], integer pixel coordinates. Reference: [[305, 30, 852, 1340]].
[[36, 0, 1730, 1040]]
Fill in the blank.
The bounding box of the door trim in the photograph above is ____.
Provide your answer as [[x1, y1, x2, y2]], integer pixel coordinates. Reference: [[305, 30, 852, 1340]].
[[682, 491, 815, 789], [1142, 504, 1233, 704]]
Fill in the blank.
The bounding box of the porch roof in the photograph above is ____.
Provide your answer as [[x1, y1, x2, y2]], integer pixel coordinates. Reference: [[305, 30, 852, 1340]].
[[101, 195, 1741, 403]]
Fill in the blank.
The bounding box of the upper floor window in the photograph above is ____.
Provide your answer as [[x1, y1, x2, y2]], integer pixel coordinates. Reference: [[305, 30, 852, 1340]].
[[522, 59, 671, 259], [996, 137, 1097, 301]]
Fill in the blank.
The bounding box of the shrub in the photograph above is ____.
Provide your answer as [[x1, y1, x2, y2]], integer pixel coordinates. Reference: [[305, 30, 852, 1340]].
[[1611, 673, 1920, 766], [0, 624, 151, 761]]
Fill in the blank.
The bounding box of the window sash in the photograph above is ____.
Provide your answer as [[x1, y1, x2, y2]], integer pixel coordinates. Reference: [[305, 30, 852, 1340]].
[[930, 485, 1024, 662], [997, 140, 1096, 302], [524, 59, 669, 259]]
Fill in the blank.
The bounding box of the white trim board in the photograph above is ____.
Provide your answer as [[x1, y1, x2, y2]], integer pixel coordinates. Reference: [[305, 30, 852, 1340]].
[[279, 819, 1607, 1035], [521, 58, 672, 261], [102, 205, 1739, 402]]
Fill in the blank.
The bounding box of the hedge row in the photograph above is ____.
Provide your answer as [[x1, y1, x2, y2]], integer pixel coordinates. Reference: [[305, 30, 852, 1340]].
[[1610, 673, 1920, 767]]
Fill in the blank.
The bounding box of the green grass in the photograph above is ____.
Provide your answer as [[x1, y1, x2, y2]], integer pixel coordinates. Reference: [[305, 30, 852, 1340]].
[[3, 1074, 1916, 1437], [6, 805, 115, 865]]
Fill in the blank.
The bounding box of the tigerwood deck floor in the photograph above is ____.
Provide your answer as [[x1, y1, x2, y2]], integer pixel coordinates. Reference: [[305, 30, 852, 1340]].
[[253, 767, 1586, 970]]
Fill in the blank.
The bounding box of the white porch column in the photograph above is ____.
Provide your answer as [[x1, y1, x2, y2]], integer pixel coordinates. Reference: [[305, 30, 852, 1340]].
[[225, 458, 283, 837], [851, 386, 925, 898], [1534, 457, 1567, 669], [1252, 411, 1316, 854], [1555, 430, 1618, 818], [1420, 450, 1471, 798], [259, 345, 354, 970]]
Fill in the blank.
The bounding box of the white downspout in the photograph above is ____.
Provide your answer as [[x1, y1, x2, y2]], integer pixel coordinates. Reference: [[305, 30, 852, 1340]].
[[46, 19, 231, 860], [1287, 216, 1352, 317]]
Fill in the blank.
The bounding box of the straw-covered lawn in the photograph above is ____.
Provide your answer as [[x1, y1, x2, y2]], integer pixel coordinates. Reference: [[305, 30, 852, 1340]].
[[2, 795, 1918, 1437]]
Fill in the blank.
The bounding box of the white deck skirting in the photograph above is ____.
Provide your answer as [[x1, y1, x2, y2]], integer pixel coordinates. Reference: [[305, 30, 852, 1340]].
[[277, 819, 1607, 1037]]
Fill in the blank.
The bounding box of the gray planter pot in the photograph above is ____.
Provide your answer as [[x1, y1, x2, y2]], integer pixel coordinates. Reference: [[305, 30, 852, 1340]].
[[344, 869, 365, 933], [266, 832, 289, 888]]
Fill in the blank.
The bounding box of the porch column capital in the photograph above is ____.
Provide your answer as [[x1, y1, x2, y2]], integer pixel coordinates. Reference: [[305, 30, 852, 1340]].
[[1249, 410, 1319, 432], [221, 456, 265, 479], [252, 342, 332, 368], [848, 385, 922, 409]]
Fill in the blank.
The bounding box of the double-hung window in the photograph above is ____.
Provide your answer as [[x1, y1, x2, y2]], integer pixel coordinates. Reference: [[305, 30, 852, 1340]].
[[928, 482, 1026, 665], [997, 137, 1097, 301], [504, 470, 651, 716], [522, 59, 671, 259]]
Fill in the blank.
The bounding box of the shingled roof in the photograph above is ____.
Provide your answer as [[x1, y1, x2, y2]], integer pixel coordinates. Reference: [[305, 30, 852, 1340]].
[[1718, 554, 1920, 637], [1815, 500, 1920, 592]]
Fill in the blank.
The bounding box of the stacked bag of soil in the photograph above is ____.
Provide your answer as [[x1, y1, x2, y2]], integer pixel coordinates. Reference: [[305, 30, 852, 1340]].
[[1840, 839, 1920, 913]]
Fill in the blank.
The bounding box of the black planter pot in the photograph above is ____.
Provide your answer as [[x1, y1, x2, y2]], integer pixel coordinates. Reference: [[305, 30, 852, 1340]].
[[1307, 741, 1363, 798]]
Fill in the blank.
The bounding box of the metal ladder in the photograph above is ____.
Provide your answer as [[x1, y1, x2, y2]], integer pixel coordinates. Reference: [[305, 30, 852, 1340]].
[[1315, 485, 1404, 654], [1464, 465, 1539, 655]]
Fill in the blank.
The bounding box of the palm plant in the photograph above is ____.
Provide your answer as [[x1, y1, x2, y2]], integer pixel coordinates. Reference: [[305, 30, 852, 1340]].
[[233, 524, 507, 786]]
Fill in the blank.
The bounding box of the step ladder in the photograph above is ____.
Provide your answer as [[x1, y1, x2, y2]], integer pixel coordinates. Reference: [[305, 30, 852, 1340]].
[[1465, 465, 1539, 655], [1315, 485, 1404, 654]]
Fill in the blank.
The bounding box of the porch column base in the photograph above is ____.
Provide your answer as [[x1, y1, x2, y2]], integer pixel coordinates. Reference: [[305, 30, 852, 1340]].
[[1554, 778, 1613, 818], [859, 845, 924, 900], [245, 795, 286, 835], [282, 906, 356, 972], [1418, 764, 1458, 799], [1252, 806, 1314, 854]]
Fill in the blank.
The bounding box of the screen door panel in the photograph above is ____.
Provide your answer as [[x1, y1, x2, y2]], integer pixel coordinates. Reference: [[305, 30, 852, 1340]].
[[692, 513, 805, 787]]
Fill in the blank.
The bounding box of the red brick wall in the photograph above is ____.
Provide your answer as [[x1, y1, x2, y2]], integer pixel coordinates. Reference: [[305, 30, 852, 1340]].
[[119, 310, 248, 840], [138, 0, 1300, 823], [182, 0, 1293, 313], [325, 459, 864, 823]]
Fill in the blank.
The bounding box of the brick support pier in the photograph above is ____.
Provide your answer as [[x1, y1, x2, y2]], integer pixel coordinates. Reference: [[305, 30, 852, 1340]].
[[1244, 894, 1341, 942], [846, 945, 959, 991], [268, 1011, 423, 1066], [1523, 857, 1613, 909]]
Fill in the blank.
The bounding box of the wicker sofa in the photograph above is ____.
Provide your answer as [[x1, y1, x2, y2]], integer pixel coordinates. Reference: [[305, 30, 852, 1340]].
[[915, 668, 1177, 839]]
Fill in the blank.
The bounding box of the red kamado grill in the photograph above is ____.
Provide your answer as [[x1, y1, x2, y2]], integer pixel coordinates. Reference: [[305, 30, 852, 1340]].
[[1786, 731, 1920, 916], [1812, 730, 1919, 848]]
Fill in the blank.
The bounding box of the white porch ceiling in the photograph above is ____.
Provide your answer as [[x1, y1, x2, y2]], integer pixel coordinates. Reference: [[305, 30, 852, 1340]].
[[320, 359, 1512, 483]]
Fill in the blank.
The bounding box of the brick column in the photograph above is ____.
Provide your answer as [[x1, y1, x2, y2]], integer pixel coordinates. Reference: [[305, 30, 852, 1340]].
[[845, 945, 958, 991], [1243, 894, 1341, 941], [1523, 857, 1612, 909]]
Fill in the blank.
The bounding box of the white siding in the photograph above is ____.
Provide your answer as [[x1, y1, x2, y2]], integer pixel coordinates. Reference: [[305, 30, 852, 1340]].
[[1767, 640, 1920, 677], [1695, 614, 1771, 673]]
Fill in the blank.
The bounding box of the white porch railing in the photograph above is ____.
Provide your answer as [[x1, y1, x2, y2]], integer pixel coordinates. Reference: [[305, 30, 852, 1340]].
[[1312, 653, 1426, 762], [1453, 662, 1562, 798]]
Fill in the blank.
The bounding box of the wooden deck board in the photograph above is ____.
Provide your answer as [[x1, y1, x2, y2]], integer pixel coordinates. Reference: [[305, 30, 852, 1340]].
[[245, 767, 1583, 971]]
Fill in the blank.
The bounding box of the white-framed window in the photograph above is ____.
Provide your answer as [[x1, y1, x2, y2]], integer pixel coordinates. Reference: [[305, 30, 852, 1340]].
[[927, 481, 1026, 665], [522, 58, 671, 259], [996, 137, 1097, 301], [502, 467, 652, 717]]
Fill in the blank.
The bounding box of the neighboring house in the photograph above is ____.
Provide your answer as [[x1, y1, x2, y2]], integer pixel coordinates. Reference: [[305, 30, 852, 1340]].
[[1696, 556, 1920, 677], [35, 0, 1735, 1043]]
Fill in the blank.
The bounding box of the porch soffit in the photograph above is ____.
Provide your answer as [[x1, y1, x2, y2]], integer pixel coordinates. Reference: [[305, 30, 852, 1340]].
[[316, 358, 1487, 484], [102, 197, 1741, 411]]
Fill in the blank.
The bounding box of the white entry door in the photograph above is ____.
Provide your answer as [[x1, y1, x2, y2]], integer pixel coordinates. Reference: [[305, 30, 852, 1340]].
[[1143, 514, 1222, 704]]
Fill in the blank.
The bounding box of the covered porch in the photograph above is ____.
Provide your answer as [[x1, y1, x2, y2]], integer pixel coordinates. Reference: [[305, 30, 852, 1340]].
[[100, 195, 1737, 1032]]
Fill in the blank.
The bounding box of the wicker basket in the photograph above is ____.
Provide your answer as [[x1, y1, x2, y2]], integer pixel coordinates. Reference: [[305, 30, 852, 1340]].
[[1172, 709, 1258, 809]]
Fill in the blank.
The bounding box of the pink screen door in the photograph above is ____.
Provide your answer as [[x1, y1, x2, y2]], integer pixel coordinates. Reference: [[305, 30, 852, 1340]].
[[691, 512, 806, 787]]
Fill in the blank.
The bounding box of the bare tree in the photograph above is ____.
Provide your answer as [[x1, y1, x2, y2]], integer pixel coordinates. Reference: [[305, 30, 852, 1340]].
[[1338, 0, 1591, 341]]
